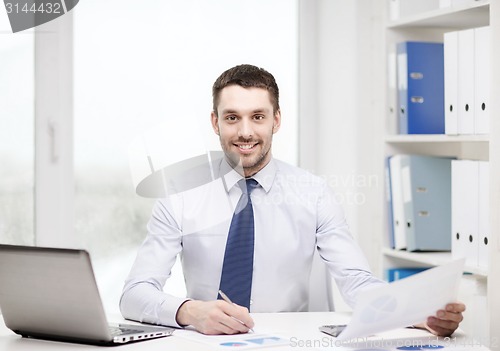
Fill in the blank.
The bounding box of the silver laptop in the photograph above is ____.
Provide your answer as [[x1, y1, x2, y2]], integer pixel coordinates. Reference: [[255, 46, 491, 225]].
[[0, 244, 174, 346]]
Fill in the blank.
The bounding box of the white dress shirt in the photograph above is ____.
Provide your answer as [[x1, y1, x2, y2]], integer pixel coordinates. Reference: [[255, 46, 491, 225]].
[[120, 158, 384, 327]]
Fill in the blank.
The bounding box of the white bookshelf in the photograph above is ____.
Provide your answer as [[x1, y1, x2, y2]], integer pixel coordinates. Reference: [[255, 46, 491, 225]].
[[387, 1, 489, 29], [382, 248, 488, 277], [382, 1, 499, 347], [385, 134, 489, 143], [385, 134, 489, 160]]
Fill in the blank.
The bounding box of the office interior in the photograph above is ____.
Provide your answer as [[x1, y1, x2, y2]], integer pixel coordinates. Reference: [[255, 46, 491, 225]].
[[1, 0, 499, 348]]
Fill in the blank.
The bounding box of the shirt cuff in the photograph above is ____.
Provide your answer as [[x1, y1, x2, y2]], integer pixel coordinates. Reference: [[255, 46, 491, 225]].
[[159, 296, 192, 328]]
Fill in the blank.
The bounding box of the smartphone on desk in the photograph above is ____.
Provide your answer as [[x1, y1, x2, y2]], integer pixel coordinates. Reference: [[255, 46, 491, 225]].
[[319, 324, 347, 337]]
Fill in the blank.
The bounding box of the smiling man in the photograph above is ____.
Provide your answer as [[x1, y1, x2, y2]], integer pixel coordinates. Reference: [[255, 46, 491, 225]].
[[211, 81, 280, 177], [120, 64, 465, 337]]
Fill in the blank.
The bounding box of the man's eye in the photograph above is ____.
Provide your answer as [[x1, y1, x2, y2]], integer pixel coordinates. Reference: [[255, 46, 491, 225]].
[[254, 115, 265, 120], [226, 115, 237, 121]]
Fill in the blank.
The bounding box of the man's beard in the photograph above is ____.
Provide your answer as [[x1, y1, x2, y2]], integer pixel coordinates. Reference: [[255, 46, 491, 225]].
[[223, 138, 271, 176]]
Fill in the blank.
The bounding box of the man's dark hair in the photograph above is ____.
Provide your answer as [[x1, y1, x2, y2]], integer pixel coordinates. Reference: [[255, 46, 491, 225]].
[[212, 64, 280, 115]]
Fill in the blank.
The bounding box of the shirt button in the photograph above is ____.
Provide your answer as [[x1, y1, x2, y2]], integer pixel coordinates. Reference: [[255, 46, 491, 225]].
[[250, 299, 253, 305]]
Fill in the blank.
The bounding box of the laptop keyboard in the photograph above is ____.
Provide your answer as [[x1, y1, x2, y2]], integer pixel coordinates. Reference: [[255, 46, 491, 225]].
[[109, 326, 143, 336]]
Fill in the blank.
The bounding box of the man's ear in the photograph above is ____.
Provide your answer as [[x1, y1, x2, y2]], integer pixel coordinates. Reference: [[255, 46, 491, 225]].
[[211, 111, 220, 135], [273, 110, 282, 134]]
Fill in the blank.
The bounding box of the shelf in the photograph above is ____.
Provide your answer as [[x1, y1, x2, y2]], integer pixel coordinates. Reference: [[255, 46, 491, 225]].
[[384, 134, 489, 160], [382, 248, 488, 277], [385, 134, 489, 143], [381, 0, 498, 342], [388, 1, 490, 29]]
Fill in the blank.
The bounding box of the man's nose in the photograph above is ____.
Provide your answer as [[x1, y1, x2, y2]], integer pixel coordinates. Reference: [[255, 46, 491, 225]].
[[238, 119, 254, 139]]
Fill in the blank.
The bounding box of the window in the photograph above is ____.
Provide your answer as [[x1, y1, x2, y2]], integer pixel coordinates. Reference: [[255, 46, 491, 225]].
[[74, 0, 298, 256], [0, 11, 35, 246], [73, 0, 298, 310]]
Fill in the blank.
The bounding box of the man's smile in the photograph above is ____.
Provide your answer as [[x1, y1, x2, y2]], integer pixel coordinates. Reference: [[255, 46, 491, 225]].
[[234, 142, 258, 153]]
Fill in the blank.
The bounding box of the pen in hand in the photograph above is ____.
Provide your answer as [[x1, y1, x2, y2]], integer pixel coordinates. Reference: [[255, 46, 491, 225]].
[[218, 290, 254, 333]]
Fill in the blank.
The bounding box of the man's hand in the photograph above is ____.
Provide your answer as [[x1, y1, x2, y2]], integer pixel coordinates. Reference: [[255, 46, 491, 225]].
[[416, 302, 465, 337], [175, 300, 254, 335]]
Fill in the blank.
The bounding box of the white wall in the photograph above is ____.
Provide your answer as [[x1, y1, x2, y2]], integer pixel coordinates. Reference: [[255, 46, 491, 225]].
[[299, 0, 385, 276]]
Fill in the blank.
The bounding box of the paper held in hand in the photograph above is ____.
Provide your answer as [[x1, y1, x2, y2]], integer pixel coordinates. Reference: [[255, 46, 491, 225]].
[[336, 258, 465, 341]]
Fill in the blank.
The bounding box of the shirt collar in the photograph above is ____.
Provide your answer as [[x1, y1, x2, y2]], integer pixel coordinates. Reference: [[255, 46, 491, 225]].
[[219, 157, 276, 194]]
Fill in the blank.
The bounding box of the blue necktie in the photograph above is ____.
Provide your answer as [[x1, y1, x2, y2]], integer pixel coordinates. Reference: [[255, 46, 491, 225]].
[[218, 178, 258, 309]]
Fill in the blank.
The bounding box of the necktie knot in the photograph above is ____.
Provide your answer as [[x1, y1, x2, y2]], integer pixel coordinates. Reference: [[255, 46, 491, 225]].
[[240, 178, 259, 195]]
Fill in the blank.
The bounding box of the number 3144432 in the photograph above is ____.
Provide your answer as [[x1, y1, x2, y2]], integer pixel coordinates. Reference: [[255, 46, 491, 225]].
[[5, 2, 62, 14]]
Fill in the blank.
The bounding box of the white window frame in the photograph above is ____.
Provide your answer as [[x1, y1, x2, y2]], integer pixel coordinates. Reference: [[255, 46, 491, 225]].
[[34, 13, 75, 247]]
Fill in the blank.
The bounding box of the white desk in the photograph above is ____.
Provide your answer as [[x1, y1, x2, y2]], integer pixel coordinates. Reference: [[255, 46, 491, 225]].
[[0, 312, 491, 350]]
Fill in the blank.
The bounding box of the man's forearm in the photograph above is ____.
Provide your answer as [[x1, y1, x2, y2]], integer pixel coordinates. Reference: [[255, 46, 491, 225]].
[[120, 282, 189, 328]]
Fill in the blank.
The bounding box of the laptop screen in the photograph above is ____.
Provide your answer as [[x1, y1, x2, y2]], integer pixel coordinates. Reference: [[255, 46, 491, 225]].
[[0, 245, 114, 341]]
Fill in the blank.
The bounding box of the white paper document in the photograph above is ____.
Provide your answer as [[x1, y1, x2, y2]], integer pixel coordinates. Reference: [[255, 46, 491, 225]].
[[337, 259, 465, 341], [174, 328, 289, 349]]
